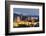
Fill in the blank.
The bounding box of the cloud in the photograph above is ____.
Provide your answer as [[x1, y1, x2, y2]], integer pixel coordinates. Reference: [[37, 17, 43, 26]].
[[13, 8, 39, 16]]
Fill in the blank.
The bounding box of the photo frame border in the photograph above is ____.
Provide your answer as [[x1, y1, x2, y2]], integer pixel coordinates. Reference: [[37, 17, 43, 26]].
[[5, 1, 45, 35]]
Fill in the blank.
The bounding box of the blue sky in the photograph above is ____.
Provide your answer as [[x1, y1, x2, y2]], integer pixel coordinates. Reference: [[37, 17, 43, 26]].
[[13, 8, 39, 16]]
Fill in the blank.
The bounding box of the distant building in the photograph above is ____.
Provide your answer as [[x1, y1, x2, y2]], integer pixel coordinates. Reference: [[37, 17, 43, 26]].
[[16, 16, 21, 22]]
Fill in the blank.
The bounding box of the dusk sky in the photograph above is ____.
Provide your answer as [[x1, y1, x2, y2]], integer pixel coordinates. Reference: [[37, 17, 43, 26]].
[[13, 8, 39, 16]]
